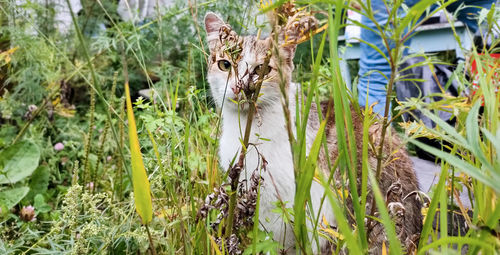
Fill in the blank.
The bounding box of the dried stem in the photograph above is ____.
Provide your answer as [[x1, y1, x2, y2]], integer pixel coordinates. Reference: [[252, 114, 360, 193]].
[[224, 47, 273, 238], [145, 225, 157, 255], [83, 85, 96, 187], [93, 121, 109, 194]]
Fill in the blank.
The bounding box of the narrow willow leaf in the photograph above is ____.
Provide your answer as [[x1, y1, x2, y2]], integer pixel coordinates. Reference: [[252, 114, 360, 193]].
[[397, 0, 443, 35], [125, 82, 153, 224], [418, 237, 496, 254], [416, 107, 469, 149], [411, 140, 500, 193]]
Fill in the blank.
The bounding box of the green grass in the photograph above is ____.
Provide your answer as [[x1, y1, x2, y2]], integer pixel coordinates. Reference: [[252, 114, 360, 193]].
[[0, 0, 499, 254]]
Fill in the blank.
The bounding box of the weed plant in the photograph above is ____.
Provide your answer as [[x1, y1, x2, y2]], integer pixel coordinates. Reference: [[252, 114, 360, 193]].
[[0, 0, 498, 254]]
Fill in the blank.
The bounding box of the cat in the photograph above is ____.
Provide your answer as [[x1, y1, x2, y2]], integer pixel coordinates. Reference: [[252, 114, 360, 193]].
[[204, 12, 422, 254]]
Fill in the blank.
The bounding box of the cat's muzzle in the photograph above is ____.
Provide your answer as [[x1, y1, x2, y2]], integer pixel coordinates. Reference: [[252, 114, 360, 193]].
[[233, 76, 257, 99]]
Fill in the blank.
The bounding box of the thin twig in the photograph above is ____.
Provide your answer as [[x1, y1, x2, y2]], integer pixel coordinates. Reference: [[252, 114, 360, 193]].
[[224, 48, 273, 238], [365, 2, 402, 234], [145, 225, 158, 255], [12, 91, 54, 144]]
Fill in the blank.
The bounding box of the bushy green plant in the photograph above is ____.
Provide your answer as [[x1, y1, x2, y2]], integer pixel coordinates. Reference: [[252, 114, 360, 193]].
[[0, 0, 498, 254]]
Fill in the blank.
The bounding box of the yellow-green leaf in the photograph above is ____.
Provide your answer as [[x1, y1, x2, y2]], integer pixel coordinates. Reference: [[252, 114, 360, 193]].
[[125, 82, 153, 224]]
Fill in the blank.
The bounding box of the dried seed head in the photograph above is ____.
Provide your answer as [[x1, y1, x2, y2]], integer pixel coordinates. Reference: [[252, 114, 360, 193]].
[[197, 169, 264, 235], [23, 104, 38, 120], [216, 234, 241, 255]]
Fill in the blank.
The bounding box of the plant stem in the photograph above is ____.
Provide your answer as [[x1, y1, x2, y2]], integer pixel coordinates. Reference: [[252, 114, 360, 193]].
[[367, 50, 397, 234], [145, 224, 158, 255], [224, 49, 272, 239], [365, 1, 401, 234], [83, 83, 96, 187], [12, 89, 58, 144]]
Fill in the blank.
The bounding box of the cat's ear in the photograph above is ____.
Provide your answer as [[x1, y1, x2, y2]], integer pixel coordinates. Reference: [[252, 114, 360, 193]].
[[204, 12, 226, 52]]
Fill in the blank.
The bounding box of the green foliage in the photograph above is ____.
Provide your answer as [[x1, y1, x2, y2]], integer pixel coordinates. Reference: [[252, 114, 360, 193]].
[[243, 230, 280, 255], [0, 140, 40, 184], [33, 194, 51, 214], [0, 0, 498, 254], [0, 187, 29, 210], [26, 166, 50, 202]]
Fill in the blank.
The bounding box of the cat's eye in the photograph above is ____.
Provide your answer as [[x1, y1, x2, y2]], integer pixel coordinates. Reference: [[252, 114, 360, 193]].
[[253, 64, 271, 76], [218, 60, 231, 72]]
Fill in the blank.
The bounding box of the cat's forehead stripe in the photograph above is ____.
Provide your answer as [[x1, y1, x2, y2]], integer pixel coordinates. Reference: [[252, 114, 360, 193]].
[[238, 36, 268, 61]]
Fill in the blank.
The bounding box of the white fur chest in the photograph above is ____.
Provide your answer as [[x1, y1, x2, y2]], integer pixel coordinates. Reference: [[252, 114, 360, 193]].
[[216, 87, 335, 252], [218, 103, 297, 247], [219, 104, 296, 198]]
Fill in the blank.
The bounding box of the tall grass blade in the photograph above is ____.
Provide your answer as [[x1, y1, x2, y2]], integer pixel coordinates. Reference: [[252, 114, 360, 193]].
[[327, 1, 367, 249], [367, 171, 402, 255], [294, 119, 327, 252], [438, 169, 448, 253], [320, 175, 363, 254], [480, 128, 500, 161], [125, 82, 153, 224], [66, 0, 132, 184], [466, 101, 494, 171], [417, 147, 456, 250]]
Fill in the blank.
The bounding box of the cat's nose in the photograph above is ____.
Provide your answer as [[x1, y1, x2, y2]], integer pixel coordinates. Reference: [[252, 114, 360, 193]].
[[231, 85, 240, 95]]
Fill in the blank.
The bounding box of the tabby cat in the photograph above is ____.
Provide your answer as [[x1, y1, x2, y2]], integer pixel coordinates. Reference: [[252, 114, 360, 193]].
[[204, 12, 422, 254]]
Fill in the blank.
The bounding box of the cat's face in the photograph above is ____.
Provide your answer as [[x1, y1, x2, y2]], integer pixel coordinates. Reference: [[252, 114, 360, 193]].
[[204, 13, 297, 111]]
